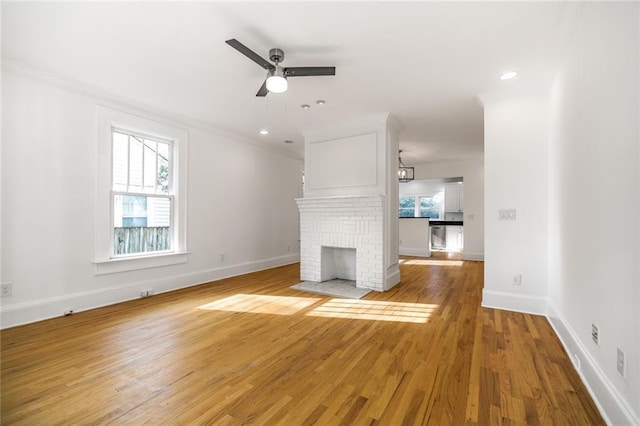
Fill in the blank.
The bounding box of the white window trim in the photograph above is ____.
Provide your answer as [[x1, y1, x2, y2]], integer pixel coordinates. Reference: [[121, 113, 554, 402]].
[[95, 106, 188, 275]]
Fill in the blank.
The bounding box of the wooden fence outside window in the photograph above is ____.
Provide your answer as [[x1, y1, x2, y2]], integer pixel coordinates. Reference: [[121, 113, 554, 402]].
[[113, 227, 170, 255]]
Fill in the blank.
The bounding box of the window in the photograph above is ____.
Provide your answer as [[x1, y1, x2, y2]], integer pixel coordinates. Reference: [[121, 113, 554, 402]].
[[399, 193, 443, 219], [112, 130, 172, 256], [95, 107, 188, 274]]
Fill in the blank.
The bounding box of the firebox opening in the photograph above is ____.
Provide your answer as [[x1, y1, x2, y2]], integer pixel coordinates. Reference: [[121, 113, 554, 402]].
[[321, 246, 356, 283]]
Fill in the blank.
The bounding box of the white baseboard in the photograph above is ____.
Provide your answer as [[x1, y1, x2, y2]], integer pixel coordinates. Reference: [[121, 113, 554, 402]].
[[547, 303, 639, 426], [399, 247, 430, 257], [481, 289, 548, 315], [0, 254, 300, 329], [462, 251, 484, 261]]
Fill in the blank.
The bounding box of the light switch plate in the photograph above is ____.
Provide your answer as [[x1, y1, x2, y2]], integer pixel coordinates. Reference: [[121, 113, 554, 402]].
[[498, 209, 517, 220]]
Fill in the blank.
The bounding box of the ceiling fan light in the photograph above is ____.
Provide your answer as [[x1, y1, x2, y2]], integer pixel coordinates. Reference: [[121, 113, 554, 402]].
[[266, 67, 288, 93], [266, 75, 287, 93]]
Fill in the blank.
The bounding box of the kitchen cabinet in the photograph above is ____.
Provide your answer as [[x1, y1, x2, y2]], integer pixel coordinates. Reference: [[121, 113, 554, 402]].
[[446, 226, 464, 251], [445, 183, 464, 212]]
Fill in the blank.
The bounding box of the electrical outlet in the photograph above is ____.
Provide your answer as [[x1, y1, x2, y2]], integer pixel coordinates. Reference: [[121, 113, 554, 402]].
[[140, 290, 153, 298], [1, 282, 13, 297], [617, 348, 625, 377], [573, 353, 581, 370], [591, 324, 599, 346], [512, 274, 522, 286]]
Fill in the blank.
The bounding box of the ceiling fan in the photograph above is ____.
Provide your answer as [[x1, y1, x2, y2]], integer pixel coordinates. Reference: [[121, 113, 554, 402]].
[[225, 39, 336, 97]]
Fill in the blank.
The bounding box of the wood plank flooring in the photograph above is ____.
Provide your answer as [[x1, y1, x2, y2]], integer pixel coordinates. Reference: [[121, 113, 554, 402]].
[[1, 254, 604, 425]]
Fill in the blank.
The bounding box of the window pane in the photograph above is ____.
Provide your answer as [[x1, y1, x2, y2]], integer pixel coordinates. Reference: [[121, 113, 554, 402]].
[[419, 208, 439, 218], [143, 140, 157, 193], [147, 197, 170, 227], [129, 135, 143, 191], [113, 194, 172, 255], [399, 196, 416, 218], [112, 132, 128, 191], [419, 193, 443, 219], [157, 142, 170, 194]]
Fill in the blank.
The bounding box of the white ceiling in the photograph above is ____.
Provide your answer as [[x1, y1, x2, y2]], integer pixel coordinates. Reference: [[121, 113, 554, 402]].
[[2, 1, 577, 164]]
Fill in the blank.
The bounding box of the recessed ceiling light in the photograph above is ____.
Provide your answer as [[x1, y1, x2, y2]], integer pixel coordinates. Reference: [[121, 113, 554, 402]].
[[316, 100, 326, 105], [301, 104, 311, 110], [259, 129, 269, 135], [284, 140, 294, 144], [500, 71, 519, 80]]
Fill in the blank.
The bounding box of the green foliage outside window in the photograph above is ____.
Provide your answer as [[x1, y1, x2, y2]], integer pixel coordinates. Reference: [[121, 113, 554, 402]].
[[399, 193, 443, 218], [399, 197, 416, 217], [419, 197, 440, 218]]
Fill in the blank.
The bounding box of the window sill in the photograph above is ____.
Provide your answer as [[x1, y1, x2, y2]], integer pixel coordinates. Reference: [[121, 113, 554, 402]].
[[94, 251, 190, 275]]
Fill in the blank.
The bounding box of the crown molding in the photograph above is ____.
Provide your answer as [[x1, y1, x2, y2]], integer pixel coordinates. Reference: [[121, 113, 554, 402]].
[[2, 58, 303, 161]]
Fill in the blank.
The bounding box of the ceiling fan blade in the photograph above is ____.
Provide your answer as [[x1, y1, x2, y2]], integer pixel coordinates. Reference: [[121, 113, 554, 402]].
[[284, 66, 336, 77], [256, 79, 269, 97], [225, 39, 274, 70]]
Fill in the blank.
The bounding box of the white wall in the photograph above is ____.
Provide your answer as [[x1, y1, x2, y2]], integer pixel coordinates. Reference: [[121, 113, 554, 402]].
[[399, 178, 447, 197], [306, 133, 378, 194], [481, 3, 639, 423], [547, 3, 639, 424], [1, 67, 302, 328], [482, 94, 549, 313], [412, 159, 484, 260]]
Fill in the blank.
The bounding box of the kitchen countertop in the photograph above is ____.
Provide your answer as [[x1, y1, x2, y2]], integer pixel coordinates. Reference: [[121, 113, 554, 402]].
[[398, 218, 463, 226]]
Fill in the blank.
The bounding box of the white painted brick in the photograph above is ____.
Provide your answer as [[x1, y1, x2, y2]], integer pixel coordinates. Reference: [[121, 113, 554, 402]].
[[297, 196, 385, 291]]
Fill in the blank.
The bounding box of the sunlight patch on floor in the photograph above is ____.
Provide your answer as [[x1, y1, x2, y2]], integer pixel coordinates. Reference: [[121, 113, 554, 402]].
[[399, 259, 463, 267], [198, 294, 321, 315], [306, 299, 439, 323]]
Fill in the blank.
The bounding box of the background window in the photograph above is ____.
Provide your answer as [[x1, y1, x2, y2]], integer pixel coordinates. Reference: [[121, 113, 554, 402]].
[[399, 196, 416, 217], [399, 193, 443, 218]]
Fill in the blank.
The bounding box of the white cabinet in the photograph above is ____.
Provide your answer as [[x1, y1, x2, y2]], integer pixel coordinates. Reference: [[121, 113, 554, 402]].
[[446, 226, 464, 251], [445, 183, 464, 212]]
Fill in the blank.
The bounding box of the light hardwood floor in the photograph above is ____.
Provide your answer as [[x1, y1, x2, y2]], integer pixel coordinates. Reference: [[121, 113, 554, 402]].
[[1, 254, 604, 425]]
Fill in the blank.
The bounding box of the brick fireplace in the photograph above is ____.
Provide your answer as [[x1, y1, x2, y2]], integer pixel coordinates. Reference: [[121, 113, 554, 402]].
[[296, 196, 385, 291], [297, 113, 402, 292]]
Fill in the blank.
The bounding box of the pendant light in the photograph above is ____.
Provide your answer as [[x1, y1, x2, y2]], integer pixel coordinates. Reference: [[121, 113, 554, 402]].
[[398, 150, 414, 183]]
